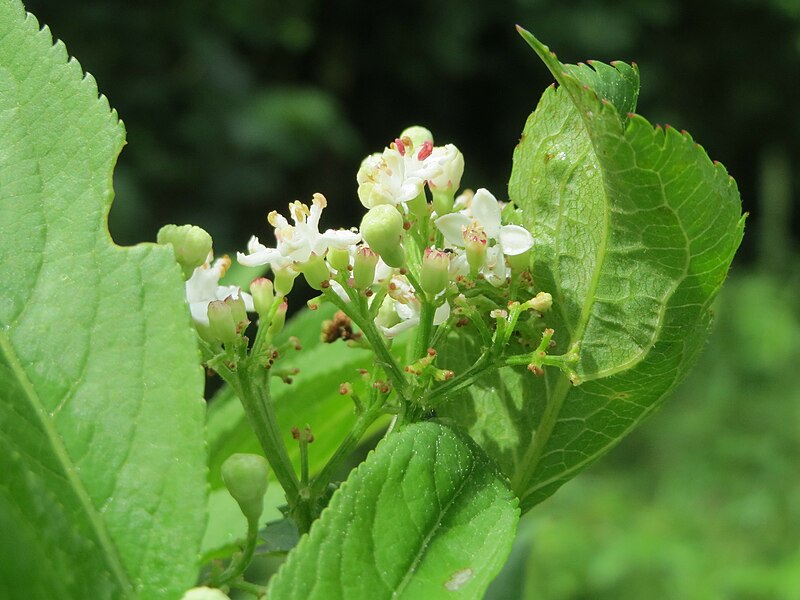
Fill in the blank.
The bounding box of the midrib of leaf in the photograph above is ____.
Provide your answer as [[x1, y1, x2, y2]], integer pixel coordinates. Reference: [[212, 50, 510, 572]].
[[391, 449, 477, 598], [0, 331, 134, 598]]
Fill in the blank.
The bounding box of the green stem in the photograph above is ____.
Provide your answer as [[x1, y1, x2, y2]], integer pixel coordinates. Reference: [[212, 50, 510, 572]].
[[425, 351, 497, 406], [216, 517, 259, 586], [228, 579, 268, 598], [234, 367, 302, 517], [414, 299, 435, 359], [323, 288, 408, 398]]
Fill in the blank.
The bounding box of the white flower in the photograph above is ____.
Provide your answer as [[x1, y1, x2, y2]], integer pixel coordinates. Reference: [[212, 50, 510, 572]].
[[185, 254, 254, 325], [356, 139, 443, 209], [377, 275, 450, 338], [435, 188, 533, 285], [237, 193, 360, 269]]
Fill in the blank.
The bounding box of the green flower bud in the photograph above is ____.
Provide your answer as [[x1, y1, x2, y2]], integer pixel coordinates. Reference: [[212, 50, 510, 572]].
[[224, 294, 249, 334], [400, 125, 434, 149], [157, 224, 213, 279], [221, 453, 270, 524], [250, 277, 274, 317], [360, 205, 405, 268], [327, 246, 351, 272], [299, 254, 332, 291], [420, 248, 450, 296], [353, 247, 379, 290], [207, 300, 237, 345], [269, 301, 288, 337], [181, 587, 231, 600]]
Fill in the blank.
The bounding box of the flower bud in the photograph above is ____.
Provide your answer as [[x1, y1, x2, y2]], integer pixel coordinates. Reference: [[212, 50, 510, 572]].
[[327, 246, 351, 272], [523, 291, 553, 313], [353, 246, 379, 290], [420, 248, 450, 296], [221, 453, 270, 525], [360, 205, 406, 268], [463, 223, 488, 276], [207, 300, 237, 345], [181, 587, 231, 600], [250, 277, 274, 317], [225, 294, 249, 334], [400, 125, 434, 149], [299, 253, 332, 291], [269, 301, 288, 337], [157, 224, 213, 279], [429, 145, 464, 193]]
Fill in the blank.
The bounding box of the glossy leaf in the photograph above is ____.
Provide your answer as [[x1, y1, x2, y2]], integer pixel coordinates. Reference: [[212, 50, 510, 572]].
[[0, 3, 205, 598], [267, 422, 519, 599], [440, 29, 744, 512]]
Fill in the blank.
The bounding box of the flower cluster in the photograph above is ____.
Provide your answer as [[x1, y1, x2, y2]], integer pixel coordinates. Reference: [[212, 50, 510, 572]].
[[232, 125, 535, 338]]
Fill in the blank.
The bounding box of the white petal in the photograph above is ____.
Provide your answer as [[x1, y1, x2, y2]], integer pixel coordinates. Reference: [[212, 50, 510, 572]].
[[471, 189, 502, 238], [396, 178, 424, 204], [237, 248, 279, 267], [322, 228, 361, 249], [435, 213, 471, 247], [433, 302, 451, 325], [498, 225, 534, 256], [381, 317, 419, 339], [330, 280, 350, 303], [189, 300, 211, 325]]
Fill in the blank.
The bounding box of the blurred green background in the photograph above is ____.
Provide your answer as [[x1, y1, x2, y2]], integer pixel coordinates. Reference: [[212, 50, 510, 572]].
[[24, 0, 800, 597]]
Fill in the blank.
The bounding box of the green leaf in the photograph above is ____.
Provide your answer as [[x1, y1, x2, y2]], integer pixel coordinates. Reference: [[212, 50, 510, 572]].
[[0, 4, 206, 598], [440, 29, 744, 512], [267, 422, 519, 599]]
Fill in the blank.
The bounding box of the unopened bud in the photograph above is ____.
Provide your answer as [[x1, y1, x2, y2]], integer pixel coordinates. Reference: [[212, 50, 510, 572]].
[[181, 587, 231, 600], [399, 125, 434, 150], [225, 294, 249, 334], [157, 224, 213, 279], [420, 248, 450, 296], [524, 291, 553, 313], [221, 453, 269, 524], [269, 302, 288, 337], [250, 278, 274, 317], [353, 247, 379, 290], [429, 144, 464, 194], [360, 205, 405, 268], [327, 246, 351, 272], [299, 254, 331, 291], [207, 300, 237, 345]]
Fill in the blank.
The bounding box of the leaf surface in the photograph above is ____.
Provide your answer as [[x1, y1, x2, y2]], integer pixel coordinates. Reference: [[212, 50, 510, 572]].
[[0, 3, 206, 598], [267, 421, 519, 599], [440, 29, 744, 511]]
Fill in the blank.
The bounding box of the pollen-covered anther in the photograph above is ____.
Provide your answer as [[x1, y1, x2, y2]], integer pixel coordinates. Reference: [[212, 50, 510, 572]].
[[417, 140, 434, 161], [339, 382, 353, 395]]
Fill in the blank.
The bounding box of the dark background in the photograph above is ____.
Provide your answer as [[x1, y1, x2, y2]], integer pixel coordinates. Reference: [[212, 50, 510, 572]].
[[23, 1, 800, 598], [23, 0, 800, 261]]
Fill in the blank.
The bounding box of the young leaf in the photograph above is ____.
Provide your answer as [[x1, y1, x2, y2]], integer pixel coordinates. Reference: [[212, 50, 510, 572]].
[[440, 29, 744, 512], [267, 422, 519, 599], [0, 3, 206, 598]]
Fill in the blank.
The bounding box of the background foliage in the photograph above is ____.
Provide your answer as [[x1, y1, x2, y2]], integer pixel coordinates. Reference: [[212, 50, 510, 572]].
[[21, 0, 799, 597]]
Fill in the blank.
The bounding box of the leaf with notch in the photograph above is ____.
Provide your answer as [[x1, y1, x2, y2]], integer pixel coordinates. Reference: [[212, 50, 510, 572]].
[[0, 3, 205, 598]]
